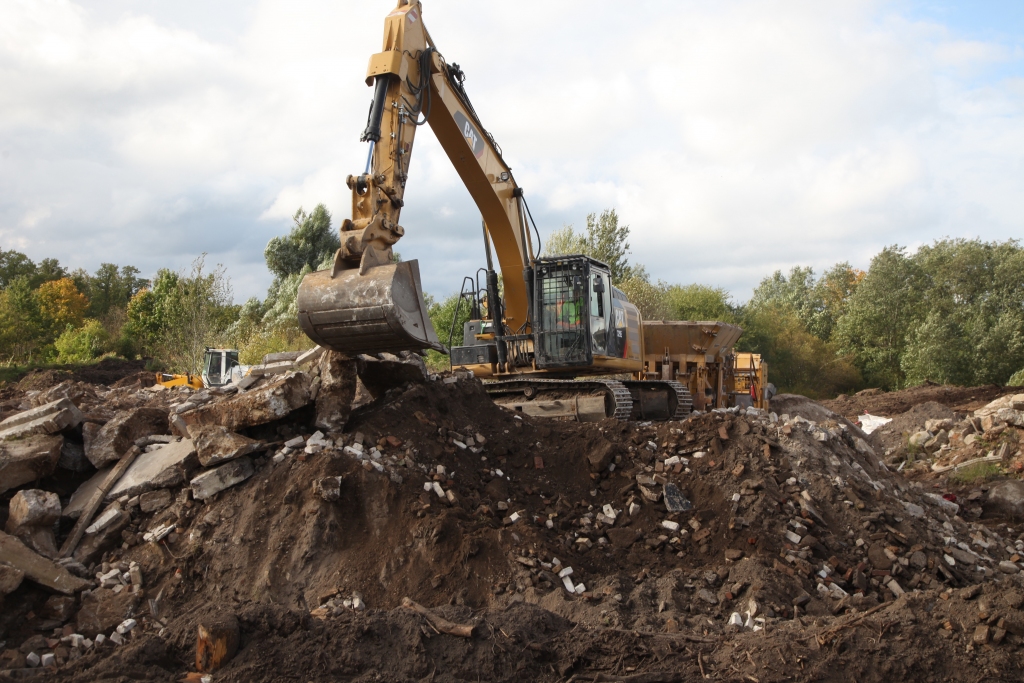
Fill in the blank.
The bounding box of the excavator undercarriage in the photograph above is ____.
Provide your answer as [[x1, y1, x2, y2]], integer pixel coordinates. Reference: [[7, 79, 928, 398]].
[[484, 378, 692, 422]]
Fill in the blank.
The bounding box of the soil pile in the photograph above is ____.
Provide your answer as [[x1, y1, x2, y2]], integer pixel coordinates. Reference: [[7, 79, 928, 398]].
[[2, 357, 1024, 682]]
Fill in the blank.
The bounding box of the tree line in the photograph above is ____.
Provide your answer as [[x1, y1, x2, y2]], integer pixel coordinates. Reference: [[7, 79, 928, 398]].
[[4, 205, 1022, 398]]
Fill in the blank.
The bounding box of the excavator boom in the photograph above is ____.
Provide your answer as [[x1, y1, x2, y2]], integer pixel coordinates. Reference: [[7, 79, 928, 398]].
[[297, 0, 532, 356]]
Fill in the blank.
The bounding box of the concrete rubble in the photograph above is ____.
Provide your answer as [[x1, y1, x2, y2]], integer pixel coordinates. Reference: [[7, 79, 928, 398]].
[[4, 358, 1024, 681]]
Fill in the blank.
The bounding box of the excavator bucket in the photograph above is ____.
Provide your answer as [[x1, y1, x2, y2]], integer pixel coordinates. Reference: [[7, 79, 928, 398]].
[[297, 259, 445, 356]]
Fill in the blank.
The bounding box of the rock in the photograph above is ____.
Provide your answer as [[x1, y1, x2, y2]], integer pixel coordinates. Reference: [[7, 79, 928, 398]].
[[986, 481, 1024, 520], [58, 439, 92, 473], [42, 595, 77, 622], [925, 430, 949, 451], [31, 380, 95, 408], [7, 489, 61, 528], [908, 431, 932, 448], [313, 476, 343, 502], [183, 373, 312, 431], [107, 438, 198, 500], [973, 624, 990, 646], [0, 434, 63, 494], [663, 483, 692, 512], [315, 352, 358, 431], [868, 544, 893, 571], [587, 438, 617, 473], [902, 502, 925, 518], [190, 457, 255, 501], [81, 420, 101, 452], [86, 408, 169, 468], [190, 425, 262, 466], [910, 551, 928, 570], [697, 588, 718, 605], [725, 549, 744, 561], [605, 527, 641, 548], [74, 588, 140, 638], [0, 398, 84, 441], [296, 345, 325, 366], [0, 530, 90, 595], [74, 509, 131, 565], [5, 489, 61, 558], [139, 489, 173, 513], [0, 562, 25, 595], [356, 352, 428, 399], [998, 561, 1020, 574]]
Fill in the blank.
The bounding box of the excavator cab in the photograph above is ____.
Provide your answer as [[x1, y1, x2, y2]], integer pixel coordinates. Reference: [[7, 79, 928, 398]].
[[202, 348, 242, 388], [534, 257, 602, 369]]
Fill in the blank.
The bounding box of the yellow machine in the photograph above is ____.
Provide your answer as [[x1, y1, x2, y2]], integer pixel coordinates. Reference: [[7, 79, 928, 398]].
[[154, 349, 247, 391], [296, 1, 766, 420], [155, 372, 203, 390], [637, 321, 769, 411]]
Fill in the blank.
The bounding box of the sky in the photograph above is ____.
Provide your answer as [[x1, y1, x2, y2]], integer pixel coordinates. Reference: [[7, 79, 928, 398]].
[[1, 0, 1022, 306]]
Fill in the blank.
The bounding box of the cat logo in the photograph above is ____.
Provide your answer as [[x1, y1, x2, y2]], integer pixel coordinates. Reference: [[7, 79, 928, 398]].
[[453, 111, 486, 158]]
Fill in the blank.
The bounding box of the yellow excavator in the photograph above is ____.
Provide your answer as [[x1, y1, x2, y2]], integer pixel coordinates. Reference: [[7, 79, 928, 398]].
[[297, 0, 762, 420]]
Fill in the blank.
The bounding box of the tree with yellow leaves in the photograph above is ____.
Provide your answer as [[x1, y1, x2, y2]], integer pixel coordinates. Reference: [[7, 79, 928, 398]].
[[37, 277, 89, 331]]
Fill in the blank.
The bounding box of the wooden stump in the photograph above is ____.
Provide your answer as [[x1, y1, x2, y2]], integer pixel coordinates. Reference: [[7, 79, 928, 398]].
[[196, 614, 239, 673]]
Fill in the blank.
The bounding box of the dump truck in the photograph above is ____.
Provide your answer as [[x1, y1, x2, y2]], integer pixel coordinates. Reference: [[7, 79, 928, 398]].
[[295, 0, 768, 421]]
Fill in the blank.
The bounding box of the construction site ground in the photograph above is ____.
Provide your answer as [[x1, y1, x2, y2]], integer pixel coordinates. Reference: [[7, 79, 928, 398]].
[[3, 360, 1024, 683]]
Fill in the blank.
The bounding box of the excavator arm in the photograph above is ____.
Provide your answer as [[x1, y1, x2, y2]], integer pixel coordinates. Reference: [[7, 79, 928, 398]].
[[297, 0, 533, 355]]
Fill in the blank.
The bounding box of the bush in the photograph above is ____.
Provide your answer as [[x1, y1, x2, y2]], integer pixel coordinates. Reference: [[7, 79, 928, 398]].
[[1009, 368, 1024, 387], [54, 320, 110, 363]]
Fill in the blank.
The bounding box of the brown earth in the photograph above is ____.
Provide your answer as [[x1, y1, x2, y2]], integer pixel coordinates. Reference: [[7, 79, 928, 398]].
[[4, 371, 1024, 682], [824, 382, 1024, 421]]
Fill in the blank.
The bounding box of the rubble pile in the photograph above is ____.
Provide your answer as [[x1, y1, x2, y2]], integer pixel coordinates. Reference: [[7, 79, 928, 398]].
[[2, 359, 1024, 682]]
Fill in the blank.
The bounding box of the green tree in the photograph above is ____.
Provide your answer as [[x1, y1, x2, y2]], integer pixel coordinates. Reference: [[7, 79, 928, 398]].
[[54, 320, 110, 363], [264, 205, 340, 279], [664, 284, 736, 322], [835, 246, 923, 390], [542, 209, 639, 283], [87, 263, 147, 318], [0, 250, 37, 289], [157, 255, 235, 373]]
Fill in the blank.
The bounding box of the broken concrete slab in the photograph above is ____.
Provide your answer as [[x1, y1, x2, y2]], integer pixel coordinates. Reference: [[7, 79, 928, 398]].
[[262, 351, 302, 364], [74, 509, 130, 565], [86, 407, 169, 468], [248, 361, 296, 378], [139, 489, 172, 513], [296, 345, 325, 366], [0, 530, 90, 595], [182, 373, 312, 432], [107, 438, 198, 500], [63, 467, 110, 520], [190, 457, 255, 501], [0, 434, 63, 494], [315, 352, 357, 431], [0, 561, 25, 595], [30, 380, 96, 408], [190, 425, 262, 467], [0, 398, 84, 441]]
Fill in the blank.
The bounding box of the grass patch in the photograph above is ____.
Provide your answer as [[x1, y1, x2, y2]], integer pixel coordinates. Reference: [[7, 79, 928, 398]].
[[949, 462, 1002, 485]]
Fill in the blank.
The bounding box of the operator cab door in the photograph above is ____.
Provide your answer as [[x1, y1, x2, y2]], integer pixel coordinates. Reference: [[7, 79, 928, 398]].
[[589, 269, 611, 356], [203, 349, 222, 386]]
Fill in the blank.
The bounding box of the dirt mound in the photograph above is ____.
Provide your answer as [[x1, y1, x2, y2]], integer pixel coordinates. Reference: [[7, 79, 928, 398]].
[[824, 383, 1021, 420], [13, 358, 148, 392], [867, 401, 958, 458], [4, 361, 1024, 682]]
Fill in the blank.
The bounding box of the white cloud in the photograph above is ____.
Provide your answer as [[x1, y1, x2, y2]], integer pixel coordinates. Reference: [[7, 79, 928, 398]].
[[0, 0, 1021, 307]]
